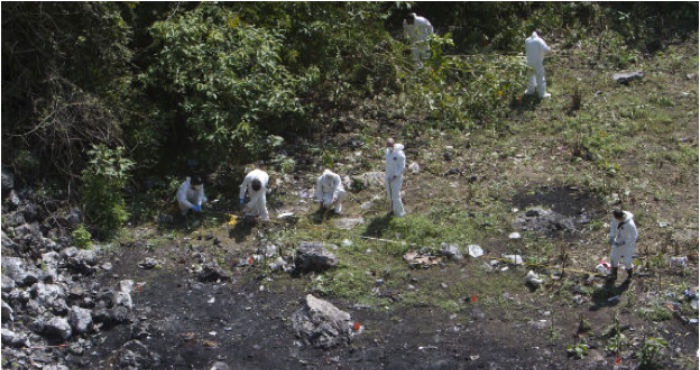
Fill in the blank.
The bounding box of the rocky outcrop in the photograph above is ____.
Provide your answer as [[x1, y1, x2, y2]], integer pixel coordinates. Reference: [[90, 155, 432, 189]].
[[1, 177, 136, 368], [291, 294, 353, 348], [294, 242, 338, 274]]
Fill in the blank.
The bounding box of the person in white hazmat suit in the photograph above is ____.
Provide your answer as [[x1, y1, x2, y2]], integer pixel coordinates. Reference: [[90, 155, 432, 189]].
[[524, 31, 552, 98], [176, 176, 207, 216], [239, 169, 270, 221], [385, 138, 406, 217], [403, 13, 434, 65], [607, 209, 638, 282], [316, 169, 347, 214]]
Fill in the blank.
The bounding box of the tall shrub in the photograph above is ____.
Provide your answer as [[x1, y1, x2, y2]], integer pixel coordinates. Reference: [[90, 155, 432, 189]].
[[81, 145, 133, 240]]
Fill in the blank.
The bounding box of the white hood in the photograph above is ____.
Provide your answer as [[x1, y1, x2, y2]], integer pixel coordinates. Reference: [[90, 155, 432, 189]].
[[621, 210, 634, 223]]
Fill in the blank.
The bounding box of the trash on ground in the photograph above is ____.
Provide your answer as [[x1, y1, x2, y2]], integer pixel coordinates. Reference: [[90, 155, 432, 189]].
[[418, 345, 438, 350], [526, 270, 544, 285], [468, 244, 483, 258], [502, 254, 523, 265], [595, 259, 611, 275], [669, 256, 688, 269], [403, 251, 442, 268]]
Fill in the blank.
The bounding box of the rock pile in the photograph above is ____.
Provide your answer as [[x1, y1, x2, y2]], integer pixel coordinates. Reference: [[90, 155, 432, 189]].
[[291, 294, 353, 348], [1, 170, 154, 369]]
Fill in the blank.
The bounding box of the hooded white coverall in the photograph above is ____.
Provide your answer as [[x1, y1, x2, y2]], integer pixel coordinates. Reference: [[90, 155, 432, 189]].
[[403, 13, 434, 64], [176, 177, 207, 215], [385, 143, 406, 217], [608, 211, 638, 269], [316, 169, 347, 214], [524, 32, 551, 98], [239, 169, 270, 221]]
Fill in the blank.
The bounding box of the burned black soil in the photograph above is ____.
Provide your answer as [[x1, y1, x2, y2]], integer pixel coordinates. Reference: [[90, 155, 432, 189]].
[[78, 220, 698, 370], [87, 250, 573, 370]]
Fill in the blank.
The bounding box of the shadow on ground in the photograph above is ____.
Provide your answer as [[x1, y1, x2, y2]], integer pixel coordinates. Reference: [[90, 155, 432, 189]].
[[589, 279, 632, 311], [363, 214, 393, 238]]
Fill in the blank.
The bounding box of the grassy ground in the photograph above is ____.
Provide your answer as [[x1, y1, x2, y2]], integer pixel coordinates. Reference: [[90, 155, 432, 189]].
[[118, 34, 698, 368]]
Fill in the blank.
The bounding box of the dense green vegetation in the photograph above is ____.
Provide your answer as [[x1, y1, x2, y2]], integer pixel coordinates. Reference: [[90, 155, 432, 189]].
[[2, 2, 697, 237]]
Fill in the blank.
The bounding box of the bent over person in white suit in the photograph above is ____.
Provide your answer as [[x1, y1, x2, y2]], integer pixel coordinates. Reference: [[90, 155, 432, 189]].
[[239, 169, 270, 221], [316, 169, 346, 214]]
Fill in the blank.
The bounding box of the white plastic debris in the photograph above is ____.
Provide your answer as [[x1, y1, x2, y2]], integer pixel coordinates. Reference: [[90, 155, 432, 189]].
[[408, 162, 420, 174], [595, 260, 611, 275], [508, 232, 522, 239], [525, 270, 543, 285], [502, 254, 523, 265], [669, 256, 688, 269], [468, 244, 484, 258]]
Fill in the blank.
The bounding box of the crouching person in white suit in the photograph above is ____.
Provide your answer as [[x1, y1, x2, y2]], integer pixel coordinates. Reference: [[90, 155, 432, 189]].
[[316, 169, 346, 214], [239, 169, 270, 221], [177, 176, 207, 216]]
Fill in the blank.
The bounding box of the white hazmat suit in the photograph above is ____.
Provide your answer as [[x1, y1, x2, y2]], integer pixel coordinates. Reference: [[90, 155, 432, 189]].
[[608, 210, 638, 270], [239, 169, 270, 221], [524, 31, 551, 98], [316, 169, 347, 214], [176, 177, 207, 215], [385, 142, 406, 217], [403, 13, 434, 65]]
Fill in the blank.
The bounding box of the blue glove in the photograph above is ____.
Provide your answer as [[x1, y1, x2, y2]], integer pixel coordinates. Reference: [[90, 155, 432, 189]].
[[240, 198, 245, 205], [192, 204, 202, 212]]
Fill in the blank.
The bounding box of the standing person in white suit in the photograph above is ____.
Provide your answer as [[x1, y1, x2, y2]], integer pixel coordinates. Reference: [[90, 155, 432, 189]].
[[239, 169, 270, 221], [176, 176, 207, 216], [385, 138, 406, 217], [524, 31, 552, 98], [403, 12, 434, 65], [607, 209, 638, 282], [316, 169, 347, 214]]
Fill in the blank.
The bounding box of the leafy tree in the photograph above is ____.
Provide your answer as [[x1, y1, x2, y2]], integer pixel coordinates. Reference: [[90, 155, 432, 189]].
[[135, 3, 309, 172], [2, 2, 133, 188]]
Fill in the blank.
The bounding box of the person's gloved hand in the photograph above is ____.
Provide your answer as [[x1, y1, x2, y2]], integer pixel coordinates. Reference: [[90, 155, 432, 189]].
[[608, 237, 614, 246], [192, 204, 202, 212], [240, 198, 245, 206]]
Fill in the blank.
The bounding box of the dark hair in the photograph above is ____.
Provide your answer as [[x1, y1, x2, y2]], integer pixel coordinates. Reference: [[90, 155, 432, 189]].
[[612, 209, 624, 219], [191, 176, 203, 186], [251, 179, 262, 191]]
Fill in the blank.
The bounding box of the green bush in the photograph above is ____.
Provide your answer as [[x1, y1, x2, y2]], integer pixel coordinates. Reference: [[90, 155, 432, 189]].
[[401, 39, 528, 132], [138, 3, 308, 170], [81, 145, 133, 240], [71, 224, 93, 249]]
